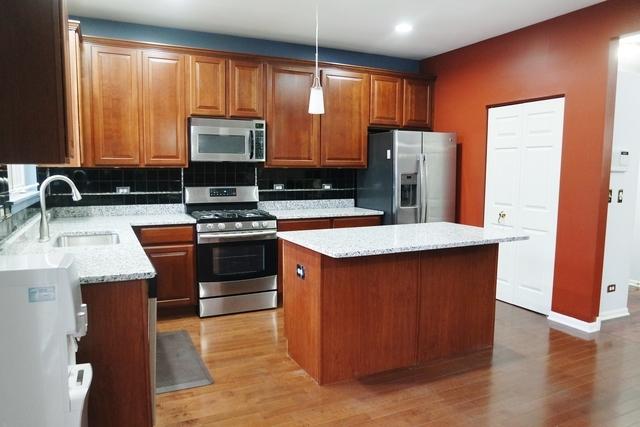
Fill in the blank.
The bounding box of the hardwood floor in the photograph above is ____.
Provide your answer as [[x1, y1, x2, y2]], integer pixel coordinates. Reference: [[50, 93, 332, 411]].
[[156, 289, 640, 426]]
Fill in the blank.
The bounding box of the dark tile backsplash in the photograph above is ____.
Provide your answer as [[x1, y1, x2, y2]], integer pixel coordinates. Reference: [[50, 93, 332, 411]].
[[37, 164, 357, 206]]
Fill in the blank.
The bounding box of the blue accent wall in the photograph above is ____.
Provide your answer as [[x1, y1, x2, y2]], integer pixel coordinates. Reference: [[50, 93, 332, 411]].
[[72, 16, 420, 73]]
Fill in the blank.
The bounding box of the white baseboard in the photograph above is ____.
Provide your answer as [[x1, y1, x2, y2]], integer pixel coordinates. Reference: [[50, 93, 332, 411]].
[[630, 279, 640, 289], [599, 307, 630, 321], [548, 311, 601, 333]]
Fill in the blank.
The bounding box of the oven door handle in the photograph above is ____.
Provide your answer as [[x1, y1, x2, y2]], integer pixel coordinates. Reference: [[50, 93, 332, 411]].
[[198, 230, 277, 244]]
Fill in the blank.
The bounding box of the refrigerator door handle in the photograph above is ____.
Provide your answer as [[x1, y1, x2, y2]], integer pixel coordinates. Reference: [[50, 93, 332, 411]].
[[420, 154, 428, 223]]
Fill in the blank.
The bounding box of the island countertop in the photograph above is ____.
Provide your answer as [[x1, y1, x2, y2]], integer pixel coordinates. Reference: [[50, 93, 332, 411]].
[[278, 222, 528, 258]]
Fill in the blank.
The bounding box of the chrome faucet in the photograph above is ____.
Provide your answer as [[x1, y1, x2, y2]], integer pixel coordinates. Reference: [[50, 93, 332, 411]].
[[39, 175, 82, 242]]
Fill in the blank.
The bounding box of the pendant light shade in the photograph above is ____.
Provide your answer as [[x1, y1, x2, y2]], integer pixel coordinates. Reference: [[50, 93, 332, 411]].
[[308, 5, 324, 115]]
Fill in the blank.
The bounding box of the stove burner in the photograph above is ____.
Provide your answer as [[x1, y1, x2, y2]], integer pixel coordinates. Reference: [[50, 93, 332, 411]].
[[190, 209, 276, 223]]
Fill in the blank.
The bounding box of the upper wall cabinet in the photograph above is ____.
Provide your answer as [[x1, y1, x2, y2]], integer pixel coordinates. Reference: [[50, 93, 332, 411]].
[[83, 42, 188, 167], [1, 0, 71, 164], [89, 44, 142, 166], [189, 55, 226, 117], [321, 69, 370, 167], [369, 75, 403, 127], [266, 64, 320, 167], [403, 78, 434, 129], [189, 56, 265, 119], [142, 51, 187, 166], [229, 59, 264, 118]]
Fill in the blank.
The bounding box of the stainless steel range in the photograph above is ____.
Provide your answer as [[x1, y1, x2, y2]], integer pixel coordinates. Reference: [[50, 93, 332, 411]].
[[185, 186, 277, 317]]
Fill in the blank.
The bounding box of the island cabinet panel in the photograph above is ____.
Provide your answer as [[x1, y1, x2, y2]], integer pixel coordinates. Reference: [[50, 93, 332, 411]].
[[320, 69, 370, 167], [417, 244, 499, 363], [282, 243, 322, 380], [266, 64, 320, 167], [142, 51, 187, 166], [77, 280, 152, 427], [229, 59, 264, 118], [320, 253, 420, 383], [403, 78, 434, 129], [189, 55, 226, 116], [89, 44, 142, 166], [369, 74, 403, 126]]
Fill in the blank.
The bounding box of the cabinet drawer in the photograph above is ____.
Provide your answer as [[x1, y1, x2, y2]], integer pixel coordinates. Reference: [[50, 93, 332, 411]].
[[277, 219, 333, 232], [136, 225, 194, 245], [332, 216, 382, 228]]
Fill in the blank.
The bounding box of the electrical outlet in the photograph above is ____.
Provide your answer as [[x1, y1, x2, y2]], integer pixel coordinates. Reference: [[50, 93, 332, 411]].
[[607, 284, 616, 293]]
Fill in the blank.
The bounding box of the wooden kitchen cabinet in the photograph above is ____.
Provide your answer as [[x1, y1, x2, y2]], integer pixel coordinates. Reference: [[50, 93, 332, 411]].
[[266, 64, 320, 167], [88, 44, 142, 166], [403, 78, 434, 129], [369, 74, 403, 126], [136, 225, 196, 308], [1, 0, 71, 164], [320, 69, 370, 167], [229, 59, 264, 118], [145, 244, 195, 308], [84, 42, 188, 167], [142, 50, 187, 166], [189, 55, 226, 116]]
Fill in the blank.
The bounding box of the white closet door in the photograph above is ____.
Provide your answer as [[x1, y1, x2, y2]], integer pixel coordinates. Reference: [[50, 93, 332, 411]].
[[484, 98, 564, 315]]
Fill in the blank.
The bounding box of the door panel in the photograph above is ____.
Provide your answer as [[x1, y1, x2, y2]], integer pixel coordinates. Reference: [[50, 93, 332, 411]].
[[189, 55, 226, 116], [266, 64, 320, 167], [484, 98, 565, 315], [145, 244, 195, 308], [90, 45, 141, 165], [394, 131, 422, 224], [402, 78, 433, 129], [321, 69, 370, 167], [370, 75, 402, 126], [229, 59, 264, 118], [423, 133, 457, 222], [142, 51, 187, 166]]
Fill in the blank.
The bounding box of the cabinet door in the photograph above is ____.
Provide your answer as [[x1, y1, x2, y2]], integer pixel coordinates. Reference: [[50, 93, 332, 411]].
[[370, 74, 403, 126], [403, 78, 433, 129], [142, 50, 187, 166], [189, 55, 226, 116], [145, 244, 195, 308], [321, 69, 370, 167], [229, 59, 264, 118], [65, 21, 83, 166], [266, 64, 320, 167], [90, 44, 141, 165]]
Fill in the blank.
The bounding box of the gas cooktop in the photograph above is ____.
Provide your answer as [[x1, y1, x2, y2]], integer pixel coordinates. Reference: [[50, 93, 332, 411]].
[[189, 209, 276, 223]]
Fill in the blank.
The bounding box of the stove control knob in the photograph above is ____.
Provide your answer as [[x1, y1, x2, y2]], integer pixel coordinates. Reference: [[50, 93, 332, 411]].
[[252, 221, 259, 229], [206, 223, 214, 230], [235, 222, 243, 229], [217, 223, 226, 230], [262, 221, 270, 228]]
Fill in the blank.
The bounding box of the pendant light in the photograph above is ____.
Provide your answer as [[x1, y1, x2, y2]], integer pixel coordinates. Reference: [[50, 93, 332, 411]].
[[308, 5, 324, 114]]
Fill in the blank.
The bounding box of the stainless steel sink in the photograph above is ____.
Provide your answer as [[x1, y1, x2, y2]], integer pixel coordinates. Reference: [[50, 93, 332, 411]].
[[54, 232, 120, 247]]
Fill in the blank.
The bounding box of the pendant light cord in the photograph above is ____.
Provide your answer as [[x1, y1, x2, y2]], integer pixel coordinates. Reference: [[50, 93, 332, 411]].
[[314, 4, 319, 84]]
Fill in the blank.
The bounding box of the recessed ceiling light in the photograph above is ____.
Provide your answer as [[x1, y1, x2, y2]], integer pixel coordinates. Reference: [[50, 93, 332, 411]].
[[395, 23, 413, 34]]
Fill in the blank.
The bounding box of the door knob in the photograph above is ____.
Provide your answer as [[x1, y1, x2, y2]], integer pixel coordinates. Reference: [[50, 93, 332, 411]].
[[498, 211, 507, 224]]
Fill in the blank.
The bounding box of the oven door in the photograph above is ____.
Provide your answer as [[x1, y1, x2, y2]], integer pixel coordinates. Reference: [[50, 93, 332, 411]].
[[190, 126, 256, 162], [197, 232, 277, 296]]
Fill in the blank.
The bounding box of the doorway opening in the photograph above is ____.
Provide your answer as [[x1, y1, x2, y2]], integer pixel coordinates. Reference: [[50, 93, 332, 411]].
[[599, 32, 640, 321]]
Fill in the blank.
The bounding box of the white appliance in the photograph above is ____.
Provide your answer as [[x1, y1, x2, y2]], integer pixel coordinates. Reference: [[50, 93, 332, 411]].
[[189, 117, 266, 162], [0, 253, 92, 427]]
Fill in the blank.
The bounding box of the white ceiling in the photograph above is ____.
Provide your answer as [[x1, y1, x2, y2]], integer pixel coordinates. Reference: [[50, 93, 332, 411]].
[[68, 0, 604, 59]]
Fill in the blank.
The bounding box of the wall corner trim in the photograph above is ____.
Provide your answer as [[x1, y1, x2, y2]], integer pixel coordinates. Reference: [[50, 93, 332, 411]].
[[548, 311, 601, 333], [599, 307, 630, 322]]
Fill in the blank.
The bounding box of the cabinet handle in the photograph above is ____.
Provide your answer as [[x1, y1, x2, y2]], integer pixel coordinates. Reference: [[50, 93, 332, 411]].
[[296, 264, 306, 279]]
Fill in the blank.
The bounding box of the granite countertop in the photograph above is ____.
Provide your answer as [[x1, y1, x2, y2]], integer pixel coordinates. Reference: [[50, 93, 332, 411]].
[[0, 210, 195, 285], [278, 222, 529, 258], [267, 207, 384, 220]]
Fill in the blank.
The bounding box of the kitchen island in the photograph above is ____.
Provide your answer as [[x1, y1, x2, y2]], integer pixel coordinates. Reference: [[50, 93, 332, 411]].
[[278, 222, 528, 384]]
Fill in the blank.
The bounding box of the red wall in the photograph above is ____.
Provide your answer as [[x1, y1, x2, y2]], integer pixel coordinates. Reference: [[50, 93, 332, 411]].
[[421, 0, 640, 322]]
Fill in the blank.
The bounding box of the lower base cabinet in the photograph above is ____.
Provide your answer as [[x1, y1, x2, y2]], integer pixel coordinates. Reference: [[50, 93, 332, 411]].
[[135, 225, 196, 309], [77, 280, 152, 427]]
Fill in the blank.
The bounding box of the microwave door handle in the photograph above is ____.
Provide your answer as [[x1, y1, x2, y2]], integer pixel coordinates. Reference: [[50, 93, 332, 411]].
[[249, 130, 255, 159]]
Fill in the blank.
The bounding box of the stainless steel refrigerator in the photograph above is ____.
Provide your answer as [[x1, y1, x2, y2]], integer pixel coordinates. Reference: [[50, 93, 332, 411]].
[[357, 130, 457, 225]]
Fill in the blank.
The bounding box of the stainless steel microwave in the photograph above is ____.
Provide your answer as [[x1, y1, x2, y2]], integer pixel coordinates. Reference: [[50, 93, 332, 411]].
[[189, 118, 266, 162]]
